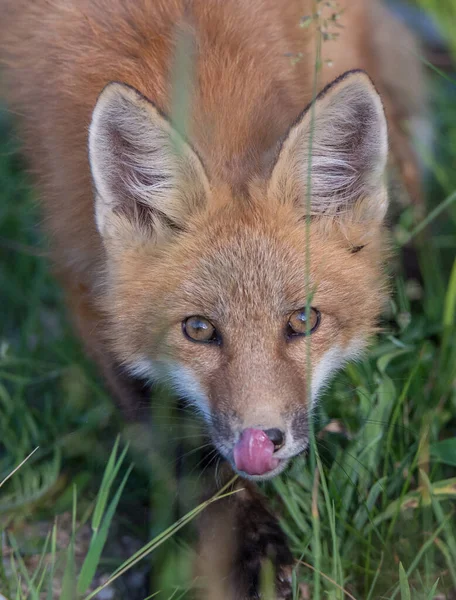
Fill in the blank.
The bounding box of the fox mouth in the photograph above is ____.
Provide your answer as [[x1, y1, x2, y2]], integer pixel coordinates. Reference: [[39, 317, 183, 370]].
[[231, 455, 291, 480], [210, 417, 310, 480], [214, 440, 307, 481]]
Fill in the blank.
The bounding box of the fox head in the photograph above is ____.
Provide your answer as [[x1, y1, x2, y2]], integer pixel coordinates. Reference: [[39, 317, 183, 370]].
[[89, 71, 389, 479]]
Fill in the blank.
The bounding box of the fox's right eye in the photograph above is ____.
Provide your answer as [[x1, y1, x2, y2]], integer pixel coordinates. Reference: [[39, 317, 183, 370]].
[[182, 316, 220, 344]]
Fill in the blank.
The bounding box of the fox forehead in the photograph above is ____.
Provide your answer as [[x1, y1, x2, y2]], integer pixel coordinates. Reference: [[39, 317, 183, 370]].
[[165, 203, 385, 323], [176, 214, 310, 320]]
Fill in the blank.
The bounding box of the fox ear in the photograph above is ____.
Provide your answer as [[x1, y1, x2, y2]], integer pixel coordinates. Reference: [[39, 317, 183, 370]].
[[89, 82, 209, 241], [268, 71, 388, 222]]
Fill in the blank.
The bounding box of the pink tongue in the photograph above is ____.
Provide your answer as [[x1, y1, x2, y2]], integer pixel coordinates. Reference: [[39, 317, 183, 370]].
[[233, 428, 279, 476]]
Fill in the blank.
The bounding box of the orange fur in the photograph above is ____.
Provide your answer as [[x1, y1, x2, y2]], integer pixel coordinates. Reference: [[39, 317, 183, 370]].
[[0, 0, 421, 454], [1, 2, 427, 596]]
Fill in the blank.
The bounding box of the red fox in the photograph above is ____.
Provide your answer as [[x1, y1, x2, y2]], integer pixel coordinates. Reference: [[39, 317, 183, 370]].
[[0, 0, 426, 597]]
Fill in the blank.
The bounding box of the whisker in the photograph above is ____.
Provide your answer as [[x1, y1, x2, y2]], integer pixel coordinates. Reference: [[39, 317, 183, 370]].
[[194, 448, 220, 483], [163, 442, 215, 471]]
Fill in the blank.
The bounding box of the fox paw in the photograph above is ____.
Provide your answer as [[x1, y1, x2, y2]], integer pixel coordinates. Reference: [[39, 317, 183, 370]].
[[233, 489, 293, 599]]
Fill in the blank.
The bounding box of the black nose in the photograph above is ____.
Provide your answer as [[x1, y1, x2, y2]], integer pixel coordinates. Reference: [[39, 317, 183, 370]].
[[264, 428, 285, 451]]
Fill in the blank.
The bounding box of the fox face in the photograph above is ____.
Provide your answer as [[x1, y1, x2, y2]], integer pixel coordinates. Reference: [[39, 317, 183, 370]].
[[89, 71, 389, 479]]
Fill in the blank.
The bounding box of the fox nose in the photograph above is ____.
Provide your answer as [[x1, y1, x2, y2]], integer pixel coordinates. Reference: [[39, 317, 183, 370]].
[[263, 428, 285, 451]]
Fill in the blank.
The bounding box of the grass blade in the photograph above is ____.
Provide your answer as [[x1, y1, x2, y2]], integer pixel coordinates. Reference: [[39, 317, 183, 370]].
[[390, 515, 452, 599], [425, 579, 440, 600], [77, 463, 134, 594], [0, 447, 39, 489], [60, 488, 78, 600], [398, 563, 411, 600], [401, 190, 456, 244], [83, 477, 239, 600], [91, 437, 127, 533]]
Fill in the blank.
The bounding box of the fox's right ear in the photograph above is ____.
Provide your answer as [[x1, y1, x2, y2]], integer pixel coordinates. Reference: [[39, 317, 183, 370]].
[[89, 82, 210, 243]]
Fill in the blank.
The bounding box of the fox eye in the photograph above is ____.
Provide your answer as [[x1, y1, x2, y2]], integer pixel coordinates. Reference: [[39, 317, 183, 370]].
[[183, 316, 219, 344], [287, 307, 320, 338]]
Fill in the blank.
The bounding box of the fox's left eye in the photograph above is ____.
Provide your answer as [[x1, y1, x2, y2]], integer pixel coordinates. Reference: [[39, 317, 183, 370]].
[[287, 307, 321, 338], [182, 316, 220, 344]]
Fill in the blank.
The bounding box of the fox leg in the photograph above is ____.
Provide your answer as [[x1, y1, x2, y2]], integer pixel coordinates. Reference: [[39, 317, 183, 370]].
[[196, 465, 293, 600]]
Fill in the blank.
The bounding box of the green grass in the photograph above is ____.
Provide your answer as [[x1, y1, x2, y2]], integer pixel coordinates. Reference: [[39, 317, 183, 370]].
[[1, 2, 456, 598]]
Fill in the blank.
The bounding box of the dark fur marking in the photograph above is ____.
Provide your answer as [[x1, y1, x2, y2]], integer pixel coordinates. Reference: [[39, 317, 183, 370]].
[[350, 244, 366, 254]]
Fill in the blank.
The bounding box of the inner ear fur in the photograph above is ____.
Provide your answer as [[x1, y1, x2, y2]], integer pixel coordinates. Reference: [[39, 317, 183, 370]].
[[88, 82, 210, 241], [268, 70, 389, 223]]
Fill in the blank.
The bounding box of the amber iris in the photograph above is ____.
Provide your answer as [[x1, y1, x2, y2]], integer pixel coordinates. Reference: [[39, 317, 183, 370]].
[[287, 307, 320, 338], [183, 316, 219, 343]]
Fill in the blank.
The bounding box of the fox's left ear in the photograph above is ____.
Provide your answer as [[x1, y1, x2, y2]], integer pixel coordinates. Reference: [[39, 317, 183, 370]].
[[268, 71, 388, 223]]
